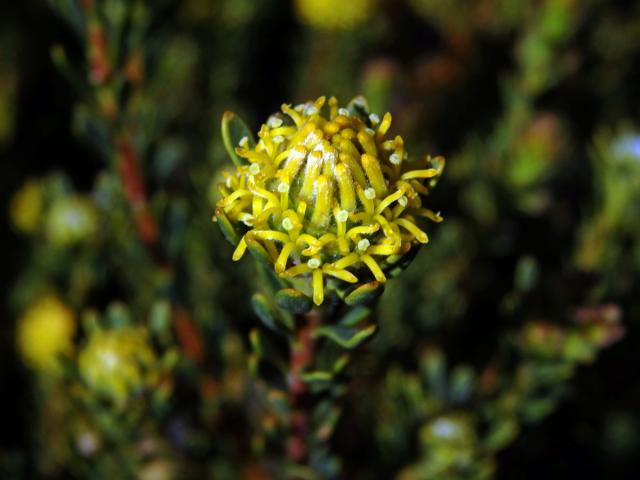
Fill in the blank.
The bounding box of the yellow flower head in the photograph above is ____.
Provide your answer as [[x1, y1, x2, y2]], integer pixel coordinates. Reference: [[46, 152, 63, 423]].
[[78, 326, 158, 408], [10, 180, 43, 234], [46, 195, 98, 246], [294, 0, 376, 30], [216, 97, 444, 305], [17, 295, 76, 372]]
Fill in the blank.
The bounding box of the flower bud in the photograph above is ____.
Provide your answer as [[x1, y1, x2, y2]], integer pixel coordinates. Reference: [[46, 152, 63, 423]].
[[46, 195, 98, 246], [294, 0, 377, 30], [10, 180, 43, 234], [16, 295, 76, 372], [216, 97, 444, 305], [78, 326, 158, 408]]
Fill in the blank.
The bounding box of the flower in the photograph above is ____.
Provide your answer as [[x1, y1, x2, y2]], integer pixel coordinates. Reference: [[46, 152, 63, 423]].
[[78, 326, 158, 408], [16, 295, 76, 372], [294, 0, 376, 31], [46, 195, 98, 246], [216, 97, 444, 305], [401, 413, 479, 478], [421, 413, 476, 451], [10, 180, 43, 234]]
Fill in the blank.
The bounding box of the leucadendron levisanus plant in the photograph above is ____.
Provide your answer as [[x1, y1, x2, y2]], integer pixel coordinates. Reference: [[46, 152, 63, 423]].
[[214, 96, 444, 477]]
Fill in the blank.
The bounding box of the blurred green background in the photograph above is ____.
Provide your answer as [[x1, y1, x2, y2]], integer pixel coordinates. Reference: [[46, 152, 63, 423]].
[[1, 0, 640, 478]]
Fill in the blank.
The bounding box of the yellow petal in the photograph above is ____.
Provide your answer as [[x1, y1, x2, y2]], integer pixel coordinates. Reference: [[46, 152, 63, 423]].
[[281, 103, 304, 126], [338, 152, 367, 187], [282, 264, 312, 278], [361, 254, 386, 282], [400, 169, 439, 181], [310, 175, 333, 229], [335, 163, 357, 211], [347, 224, 379, 240], [275, 242, 295, 273], [323, 266, 358, 283], [357, 130, 378, 157], [367, 244, 400, 256], [253, 230, 291, 243], [362, 153, 388, 197], [333, 253, 359, 270], [375, 188, 405, 215], [232, 236, 248, 261], [300, 150, 324, 200], [312, 269, 324, 305], [378, 112, 392, 136], [395, 218, 429, 243]]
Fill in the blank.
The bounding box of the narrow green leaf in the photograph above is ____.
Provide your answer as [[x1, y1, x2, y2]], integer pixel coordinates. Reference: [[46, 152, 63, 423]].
[[484, 418, 519, 452], [149, 300, 172, 340], [248, 327, 287, 372], [251, 293, 284, 334], [313, 324, 377, 349], [421, 348, 447, 398], [246, 235, 273, 267], [249, 328, 262, 355], [221, 111, 254, 167], [385, 246, 419, 278], [214, 207, 240, 245], [338, 306, 371, 327], [300, 371, 333, 383], [332, 354, 350, 374], [450, 365, 475, 403], [266, 388, 291, 418], [312, 404, 342, 442], [345, 281, 385, 306], [248, 352, 259, 377], [256, 262, 289, 296], [275, 288, 313, 315]]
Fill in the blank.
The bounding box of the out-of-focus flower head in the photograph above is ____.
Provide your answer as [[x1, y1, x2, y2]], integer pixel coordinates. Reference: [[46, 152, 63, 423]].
[[16, 295, 76, 372], [138, 460, 175, 480], [575, 129, 640, 271], [508, 113, 565, 188], [215, 96, 444, 305], [520, 321, 567, 359], [398, 412, 480, 479], [46, 195, 98, 246], [10, 180, 43, 234], [78, 326, 158, 408], [294, 0, 376, 31], [574, 304, 624, 350], [420, 413, 476, 449], [519, 305, 624, 363]]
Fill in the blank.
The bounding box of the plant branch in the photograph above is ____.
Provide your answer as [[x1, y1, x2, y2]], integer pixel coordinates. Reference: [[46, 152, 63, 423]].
[[287, 310, 321, 469]]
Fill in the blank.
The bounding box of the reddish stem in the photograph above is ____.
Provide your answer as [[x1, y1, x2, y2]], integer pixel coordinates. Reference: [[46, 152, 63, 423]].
[[88, 21, 110, 85], [174, 308, 205, 365], [286, 311, 320, 467], [116, 137, 160, 249]]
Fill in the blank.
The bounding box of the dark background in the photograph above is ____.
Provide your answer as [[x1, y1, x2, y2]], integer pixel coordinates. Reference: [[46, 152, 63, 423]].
[[1, 1, 639, 479]]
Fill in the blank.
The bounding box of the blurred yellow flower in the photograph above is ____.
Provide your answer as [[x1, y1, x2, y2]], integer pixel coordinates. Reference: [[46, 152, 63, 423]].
[[216, 96, 444, 305], [46, 195, 98, 246], [78, 326, 158, 408], [294, 0, 376, 30], [16, 295, 76, 372], [10, 180, 43, 234], [138, 460, 175, 480], [398, 413, 479, 479]]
